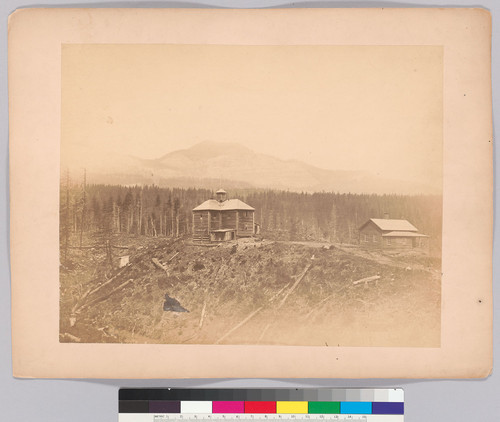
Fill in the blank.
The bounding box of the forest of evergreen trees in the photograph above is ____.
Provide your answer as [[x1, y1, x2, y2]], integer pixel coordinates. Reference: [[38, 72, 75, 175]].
[[60, 174, 443, 254]]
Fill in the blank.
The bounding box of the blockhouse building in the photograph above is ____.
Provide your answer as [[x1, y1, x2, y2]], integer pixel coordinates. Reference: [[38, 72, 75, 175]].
[[192, 190, 256, 243]]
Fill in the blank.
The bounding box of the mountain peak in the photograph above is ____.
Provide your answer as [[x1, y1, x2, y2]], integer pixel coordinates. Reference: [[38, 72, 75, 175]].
[[159, 141, 253, 162], [188, 141, 252, 155]]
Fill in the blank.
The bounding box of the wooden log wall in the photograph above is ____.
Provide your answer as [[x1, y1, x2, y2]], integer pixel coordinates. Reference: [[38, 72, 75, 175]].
[[382, 237, 414, 249], [237, 211, 254, 237], [192, 211, 210, 242], [221, 210, 238, 231], [210, 211, 221, 230], [359, 224, 383, 248]]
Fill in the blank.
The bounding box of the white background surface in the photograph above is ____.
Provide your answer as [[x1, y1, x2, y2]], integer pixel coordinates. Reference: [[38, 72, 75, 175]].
[[1, 1, 498, 421]]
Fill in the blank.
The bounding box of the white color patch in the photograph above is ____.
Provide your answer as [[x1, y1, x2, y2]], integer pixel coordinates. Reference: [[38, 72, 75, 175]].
[[388, 388, 405, 402], [181, 401, 213, 413]]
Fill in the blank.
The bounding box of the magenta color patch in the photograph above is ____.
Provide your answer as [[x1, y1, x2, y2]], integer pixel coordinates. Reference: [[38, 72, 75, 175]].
[[212, 401, 245, 413]]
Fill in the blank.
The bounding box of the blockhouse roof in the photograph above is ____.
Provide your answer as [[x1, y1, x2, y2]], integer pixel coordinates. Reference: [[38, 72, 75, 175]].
[[193, 199, 255, 212]]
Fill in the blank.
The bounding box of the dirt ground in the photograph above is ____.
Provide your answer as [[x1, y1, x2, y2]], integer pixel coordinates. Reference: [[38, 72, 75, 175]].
[[60, 234, 441, 347]]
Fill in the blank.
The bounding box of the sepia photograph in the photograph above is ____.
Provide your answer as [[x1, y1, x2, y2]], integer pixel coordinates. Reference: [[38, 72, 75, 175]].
[[59, 44, 443, 347]]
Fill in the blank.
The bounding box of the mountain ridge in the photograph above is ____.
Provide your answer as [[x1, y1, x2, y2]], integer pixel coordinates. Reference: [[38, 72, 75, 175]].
[[77, 141, 440, 195]]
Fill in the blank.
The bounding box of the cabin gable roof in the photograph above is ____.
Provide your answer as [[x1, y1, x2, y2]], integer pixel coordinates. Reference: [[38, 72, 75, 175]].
[[359, 218, 418, 232], [382, 231, 428, 238]]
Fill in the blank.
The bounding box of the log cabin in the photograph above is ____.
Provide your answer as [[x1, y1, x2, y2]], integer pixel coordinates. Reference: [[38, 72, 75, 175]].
[[192, 190, 256, 243], [358, 215, 429, 250]]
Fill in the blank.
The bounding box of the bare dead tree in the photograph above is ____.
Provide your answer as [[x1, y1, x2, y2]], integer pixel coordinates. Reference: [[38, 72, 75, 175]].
[[62, 169, 71, 263], [79, 168, 87, 248]]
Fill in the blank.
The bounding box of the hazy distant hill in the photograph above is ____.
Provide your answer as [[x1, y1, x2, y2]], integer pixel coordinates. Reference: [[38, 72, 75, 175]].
[[81, 141, 439, 195]]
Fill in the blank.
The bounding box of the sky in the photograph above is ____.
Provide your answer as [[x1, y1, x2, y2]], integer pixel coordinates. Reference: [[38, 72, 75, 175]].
[[61, 44, 443, 190]]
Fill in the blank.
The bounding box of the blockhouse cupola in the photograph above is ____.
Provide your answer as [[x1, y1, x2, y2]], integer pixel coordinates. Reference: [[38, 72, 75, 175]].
[[216, 189, 227, 202]]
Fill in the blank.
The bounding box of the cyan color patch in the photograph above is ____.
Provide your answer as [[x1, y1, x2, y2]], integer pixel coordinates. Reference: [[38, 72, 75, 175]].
[[340, 401, 372, 414]]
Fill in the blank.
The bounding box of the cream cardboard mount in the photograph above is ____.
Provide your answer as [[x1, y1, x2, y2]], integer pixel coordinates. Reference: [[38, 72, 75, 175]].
[[9, 8, 492, 379]]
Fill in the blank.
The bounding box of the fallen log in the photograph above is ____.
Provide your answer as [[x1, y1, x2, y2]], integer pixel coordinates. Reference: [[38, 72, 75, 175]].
[[215, 307, 264, 344], [60, 332, 81, 342], [257, 323, 271, 344], [278, 263, 312, 309], [68, 244, 129, 250], [152, 258, 169, 275], [77, 279, 133, 312], [71, 266, 131, 313], [304, 293, 335, 320], [181, 332, 201, 344], [268, 283, 290, 303], [86, 266, 130, 297], [199, 299, 207, 328], [352, 275, 381, 286], [215, 262, 312, 344], [97, 326, 117, 338], [167, 252, 180, 263]]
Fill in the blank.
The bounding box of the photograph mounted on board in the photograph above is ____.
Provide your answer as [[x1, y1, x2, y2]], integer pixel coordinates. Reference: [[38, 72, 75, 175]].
[[60, 44, 443, 347]]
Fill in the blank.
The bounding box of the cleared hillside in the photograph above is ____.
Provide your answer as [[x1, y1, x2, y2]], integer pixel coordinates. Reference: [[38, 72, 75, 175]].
[[60, 235, 441, 347]]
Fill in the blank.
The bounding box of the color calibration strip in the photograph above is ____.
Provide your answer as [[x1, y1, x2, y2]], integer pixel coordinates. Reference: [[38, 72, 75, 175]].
[[119, 389, 404, 421]]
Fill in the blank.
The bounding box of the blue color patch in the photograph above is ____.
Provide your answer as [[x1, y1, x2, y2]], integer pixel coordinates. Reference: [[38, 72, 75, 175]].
[[340, 402, 372, 414], [372, 402, 404, 415]]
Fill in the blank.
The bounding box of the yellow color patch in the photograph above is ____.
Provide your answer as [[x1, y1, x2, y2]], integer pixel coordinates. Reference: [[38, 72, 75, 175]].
[[276, 401, 308, 414]]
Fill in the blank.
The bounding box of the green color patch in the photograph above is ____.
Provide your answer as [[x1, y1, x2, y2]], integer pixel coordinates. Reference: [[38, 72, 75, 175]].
[[308, 402, 340, 414]]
